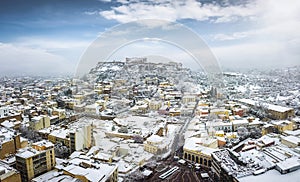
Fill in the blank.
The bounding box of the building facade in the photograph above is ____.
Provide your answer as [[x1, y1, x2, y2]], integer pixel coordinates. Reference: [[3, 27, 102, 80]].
[[239, 99, 294, 120], [144, 134, 167, 154], [69, 124, 92, 153], [15, 140, 55, 182], [29, 115, 50, 131], [0, 162, 21, 182], [0, 127, 21, 159], [183, 137, 218, 168]]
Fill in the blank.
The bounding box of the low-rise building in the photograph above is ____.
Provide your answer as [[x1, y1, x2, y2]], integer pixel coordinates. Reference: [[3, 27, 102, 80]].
[[1, 119, 21, 130], [183, 137, 218, 168], [149, 100, 162, 110], [0, 162, 21, 182], [239, 99, 294, 120], [232, 120, 249, 131], [212, 141, 300, 182], [0, 105, 9, 119], [144, 134, 167, 154], [169, 108, 181, 116], [210, 108, 230, 119], [182, 95, 196, 104], [208, 121, 233, 133], [283, 129, 300, 137], [84, 103, 99, 114], [31, 170, 77, 182], [62, 160, 118, 182], [195, 107, 209, 117], [281, 135, 300, 148], [0, 127, 21, 159], [271, 120, 293, 133], [129, 101, 148, 114], [52, 108, 66, 120], [262, 124, 275, 135]]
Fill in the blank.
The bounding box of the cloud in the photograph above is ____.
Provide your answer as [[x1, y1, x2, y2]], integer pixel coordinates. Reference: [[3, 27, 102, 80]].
[[213, 21, 300, 42], [212, 16, 239, 23], [2, 0, 298, 76], [99, 0, 259, 23], [211, 41, 300, 70], [213, 32, 251, 41], [84, 11, 98, 15], [14, 37, 90, 50], [0, 43, 77, 76], [206, 0, 300, 70], [213, 0, 300, 42], [98, 0, 111, 2]]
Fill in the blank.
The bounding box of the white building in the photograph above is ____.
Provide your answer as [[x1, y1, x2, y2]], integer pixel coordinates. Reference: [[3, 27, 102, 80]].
[[69, 124, 92, 152], [0, 104, 8, 118]]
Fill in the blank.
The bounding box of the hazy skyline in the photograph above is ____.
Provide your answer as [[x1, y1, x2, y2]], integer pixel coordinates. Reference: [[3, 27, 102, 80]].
[[0, 0, 299, 75]]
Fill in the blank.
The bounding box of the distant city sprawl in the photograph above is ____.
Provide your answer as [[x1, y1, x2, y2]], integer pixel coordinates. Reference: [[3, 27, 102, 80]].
[[0, 58, 300, 181]]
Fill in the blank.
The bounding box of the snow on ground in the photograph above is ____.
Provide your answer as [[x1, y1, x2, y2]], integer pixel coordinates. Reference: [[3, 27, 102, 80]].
[[167, 124, 179, 136]]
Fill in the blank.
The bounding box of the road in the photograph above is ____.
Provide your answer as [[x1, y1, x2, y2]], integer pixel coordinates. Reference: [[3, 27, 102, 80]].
[[173, 100, 198, 153], [171, 116, 193, 154], [143, 152, 213, 182]]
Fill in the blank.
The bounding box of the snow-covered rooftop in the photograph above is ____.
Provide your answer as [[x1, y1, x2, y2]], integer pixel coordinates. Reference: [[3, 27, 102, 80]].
[[276, 157, 300, 172], [282, 135, 300, 145], [32, 171, 75, 182], [33, 140, 54, 148], [239, 99, 293, 113], [146, 134, 164, 143], [184, 137, 218, 156], [239, 165, 300, 182], [16, 148, 40, 158]]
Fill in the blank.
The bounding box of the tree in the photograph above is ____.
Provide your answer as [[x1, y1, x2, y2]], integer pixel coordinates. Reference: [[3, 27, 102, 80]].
[[249, 127, 262, 139], [237, 127, 249, 139], [64, 88, 72, 97], [55, 143, 70, 158], [133, 135, 144, 144]]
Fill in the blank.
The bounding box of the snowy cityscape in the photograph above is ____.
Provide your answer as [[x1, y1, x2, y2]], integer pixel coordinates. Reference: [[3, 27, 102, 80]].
[[1, 0, 300, 182], [0, 58, 300, 181]]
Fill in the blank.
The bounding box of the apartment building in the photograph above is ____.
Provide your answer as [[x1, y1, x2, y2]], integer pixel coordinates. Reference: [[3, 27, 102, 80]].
[[48, 128, 70, 147], [15, 140, 55, 182], [69, 124, 92, 153], [0, 127, 21, 159], [29, 115, 50, 131], [0, 162, 21, 182]]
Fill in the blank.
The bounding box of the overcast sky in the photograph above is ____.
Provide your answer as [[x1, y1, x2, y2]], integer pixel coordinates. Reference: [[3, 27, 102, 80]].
[[0, 0, 299, 75]]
